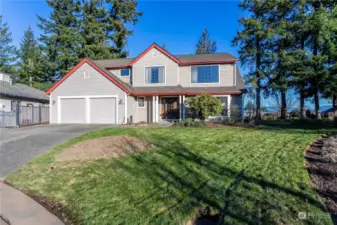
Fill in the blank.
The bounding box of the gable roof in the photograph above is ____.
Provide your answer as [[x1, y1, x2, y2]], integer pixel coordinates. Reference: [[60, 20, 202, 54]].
[[46, 44, 245, 96], [0, 81, 49, 101], [91, 43, 238, 68], [46, 58, 134, 95]]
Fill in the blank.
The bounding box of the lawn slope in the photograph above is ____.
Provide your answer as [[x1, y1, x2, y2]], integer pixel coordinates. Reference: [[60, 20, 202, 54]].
[[6, 127, 334, 225]]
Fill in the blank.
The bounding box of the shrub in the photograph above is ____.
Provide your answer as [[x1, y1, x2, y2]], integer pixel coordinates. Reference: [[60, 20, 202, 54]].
[[322, 136, 337, 163], [178, 118, 205, 127], [185, 94, 222, 120]]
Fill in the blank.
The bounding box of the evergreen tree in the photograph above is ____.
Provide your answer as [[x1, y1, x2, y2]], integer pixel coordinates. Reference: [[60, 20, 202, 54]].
[[0, 15, 17, 74], [105, 0, 142, 57], [79, 0, 113, 59], [265, 0, 294, 119], [17, 27, 45, 85], [233, 0, 271, 120], [305, 1, 332, 119], [38, 0, 81, 77], [196, 29, 217, 54]]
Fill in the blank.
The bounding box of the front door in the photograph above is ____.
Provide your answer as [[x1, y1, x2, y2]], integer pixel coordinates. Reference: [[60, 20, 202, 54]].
[[161, 97, 179, 120]]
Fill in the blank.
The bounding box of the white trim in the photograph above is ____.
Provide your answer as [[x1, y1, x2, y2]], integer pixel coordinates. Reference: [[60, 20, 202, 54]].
[[155, 95, 159, 122], [182, 95, 185, 120], [190, 64, 221, 84], [234, 63, 237, 86], [152, 95, 155, 122], [213, 94, 231, 118], [124, 93, 127, 124], [144, 65, 167, 85], [49, 94, 52, 124], [58, 95, 118, 124], [177, 66, 179, 84], [137, 96, 146, 108]]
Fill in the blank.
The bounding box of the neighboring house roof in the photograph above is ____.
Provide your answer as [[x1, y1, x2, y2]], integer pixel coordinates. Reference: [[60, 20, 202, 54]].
[[0, 81, 49, 101]]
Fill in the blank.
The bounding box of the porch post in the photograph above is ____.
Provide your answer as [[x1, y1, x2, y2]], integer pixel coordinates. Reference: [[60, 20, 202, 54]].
[[182, 95, 185, 120], [228, 95, 231, 118], [179, 95, 182, 121], [155, 95, 159, 123], [152, 95, 155, 123]]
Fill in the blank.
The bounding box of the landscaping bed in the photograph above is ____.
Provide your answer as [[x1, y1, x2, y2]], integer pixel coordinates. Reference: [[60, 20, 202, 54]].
[[5, 127, 336, 225], [306, 135, 337, 224]]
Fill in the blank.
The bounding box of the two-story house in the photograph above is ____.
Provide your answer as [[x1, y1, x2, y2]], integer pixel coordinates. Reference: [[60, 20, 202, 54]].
[[47, 43, 245, 124]]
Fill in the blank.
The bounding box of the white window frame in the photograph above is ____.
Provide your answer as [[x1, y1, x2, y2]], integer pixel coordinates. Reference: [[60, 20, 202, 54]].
[[144, 65, 166, 85], [213, 95, 231, 117], [137, 96, 146, 108], [190, 65, 220, 84], [121, 68, 130, 77]]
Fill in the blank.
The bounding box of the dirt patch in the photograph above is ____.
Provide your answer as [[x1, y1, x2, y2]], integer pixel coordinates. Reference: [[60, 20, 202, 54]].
[[305, 135, 337, 225], [56, 136, 154, 161]]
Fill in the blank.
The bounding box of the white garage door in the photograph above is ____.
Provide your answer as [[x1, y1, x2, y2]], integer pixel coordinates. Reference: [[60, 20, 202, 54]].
[[89, 97, 117, 124], [60, 98, 86, 124]]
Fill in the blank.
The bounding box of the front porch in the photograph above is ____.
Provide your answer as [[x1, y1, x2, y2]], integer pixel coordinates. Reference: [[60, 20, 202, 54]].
[[150, 95, 186, 123], [149, 95, 233, 123]]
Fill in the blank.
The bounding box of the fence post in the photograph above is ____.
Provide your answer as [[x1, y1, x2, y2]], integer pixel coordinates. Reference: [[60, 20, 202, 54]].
[[39, 105, 41, 123], [16, 103, 20, 127]]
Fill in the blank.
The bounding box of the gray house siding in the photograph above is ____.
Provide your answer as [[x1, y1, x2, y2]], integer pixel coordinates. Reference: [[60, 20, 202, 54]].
[[179, 64, 235, 87], [109, 69, 131, 84], [50, 62, 126, 124], [132, 48, 179, 87]]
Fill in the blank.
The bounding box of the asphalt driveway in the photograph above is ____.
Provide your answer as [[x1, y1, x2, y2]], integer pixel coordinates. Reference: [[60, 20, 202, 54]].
[[0, 124, 110, 178]]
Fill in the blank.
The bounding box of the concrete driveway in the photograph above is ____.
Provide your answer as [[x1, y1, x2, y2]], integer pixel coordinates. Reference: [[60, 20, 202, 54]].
[[0, 124, 110, 178]]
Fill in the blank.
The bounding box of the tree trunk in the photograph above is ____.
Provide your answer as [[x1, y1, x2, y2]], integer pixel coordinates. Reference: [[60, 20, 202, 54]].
[[256, 88, 261, 120], [280, 89, 287, 119], [255, 37, 262, 120], [300, 89, 305, 120], [314, 88, 321, 119], [333, 94, 337, 117]]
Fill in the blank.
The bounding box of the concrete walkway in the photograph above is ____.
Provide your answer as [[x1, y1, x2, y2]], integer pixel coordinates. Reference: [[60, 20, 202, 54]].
[[0, 182, 64, 225]]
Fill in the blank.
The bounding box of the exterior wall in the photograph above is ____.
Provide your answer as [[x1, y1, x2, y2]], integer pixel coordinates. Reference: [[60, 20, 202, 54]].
[[132, 48, 179, 87], [179, 64, 234, 87], [50, 62, 126, 124], [0, 96, 46, 112], [109, 69, 131, 84]]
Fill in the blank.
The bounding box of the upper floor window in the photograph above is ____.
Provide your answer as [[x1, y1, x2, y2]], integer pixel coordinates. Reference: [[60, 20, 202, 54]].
[[121, 69, 130, 77], [191, 65, 219, 83], [145, 66, 165, 84]]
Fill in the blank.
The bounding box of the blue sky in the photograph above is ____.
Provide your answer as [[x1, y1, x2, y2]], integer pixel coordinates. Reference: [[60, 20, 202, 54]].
[[0, 0, 331, 108]]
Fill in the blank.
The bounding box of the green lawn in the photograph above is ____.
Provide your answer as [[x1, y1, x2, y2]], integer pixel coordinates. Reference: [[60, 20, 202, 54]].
[[6, 127, 335, 225]]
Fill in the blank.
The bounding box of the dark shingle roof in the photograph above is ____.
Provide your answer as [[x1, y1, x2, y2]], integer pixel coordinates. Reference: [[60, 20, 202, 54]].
[[93, 58, 134, 68], [92, 52, 237, 68], [176, 52, 237, 63], [0, 81, 49, 101]]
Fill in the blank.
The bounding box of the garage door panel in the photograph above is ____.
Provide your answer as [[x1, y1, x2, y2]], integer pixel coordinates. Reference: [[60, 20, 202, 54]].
[[90, 97, 116, 124], [60, 98, 86, 124]]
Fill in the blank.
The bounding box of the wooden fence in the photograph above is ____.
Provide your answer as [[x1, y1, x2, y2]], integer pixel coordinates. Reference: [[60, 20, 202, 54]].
[[0, 105, 49, 127]]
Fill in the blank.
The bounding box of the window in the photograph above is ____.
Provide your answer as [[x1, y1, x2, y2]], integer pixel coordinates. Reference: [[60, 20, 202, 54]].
[[137, 97, 145, 108], [191, 65, 219, 83], [145, 66, 165, 84], [121, 69, 130, 77], [217, 96, 228, 116]]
